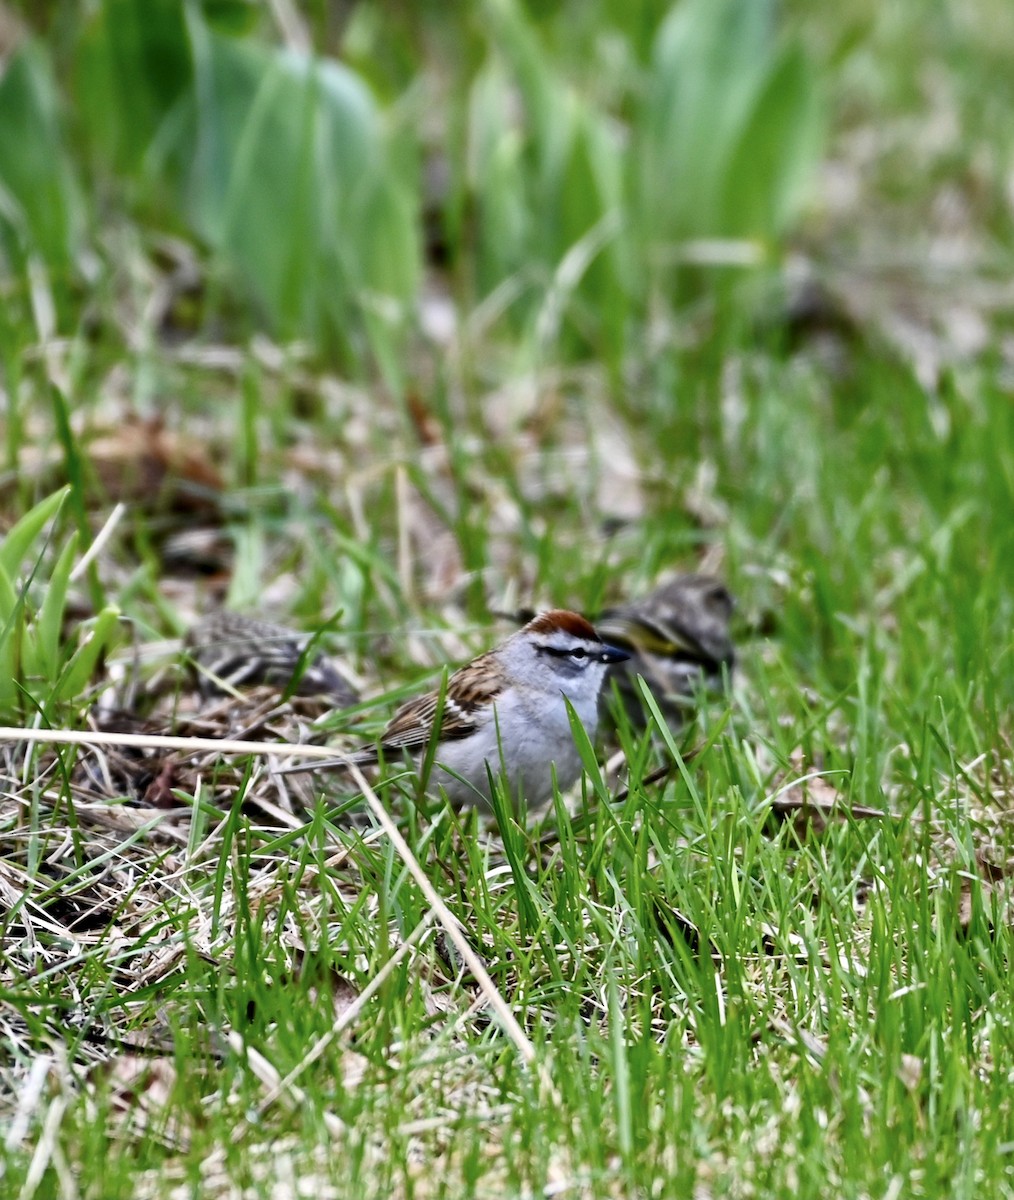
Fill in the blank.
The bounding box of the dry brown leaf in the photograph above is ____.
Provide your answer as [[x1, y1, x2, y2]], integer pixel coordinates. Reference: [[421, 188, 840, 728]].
[[98, 1053, 188, 1147], [405, 390, 444, 446], [287, 950, 364, 1022], [86, 413, 222, 512], [953, 851, 1014, 940], [768, 750, 886, 836]]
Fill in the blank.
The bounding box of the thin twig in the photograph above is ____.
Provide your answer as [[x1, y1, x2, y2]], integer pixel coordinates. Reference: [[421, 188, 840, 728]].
[[0, 727, 345, 760], [0, 723, 545, 1074], [347, 760, 539, 1067], [244, 913, 435, 1132], [69, 502, 126, 582], [227, 1034, 345, 1138]]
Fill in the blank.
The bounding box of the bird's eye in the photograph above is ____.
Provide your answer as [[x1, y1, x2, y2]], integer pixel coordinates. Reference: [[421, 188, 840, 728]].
[[570, 647, 587, 659]]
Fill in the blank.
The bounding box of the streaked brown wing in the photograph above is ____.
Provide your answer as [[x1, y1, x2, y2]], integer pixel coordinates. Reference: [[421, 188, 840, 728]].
[[378, 652, 502, 753], [378, 691, 447, 753]]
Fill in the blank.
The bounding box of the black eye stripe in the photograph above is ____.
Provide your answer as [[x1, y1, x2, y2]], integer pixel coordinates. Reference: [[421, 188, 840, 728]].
[[537, 644, 593, 660]]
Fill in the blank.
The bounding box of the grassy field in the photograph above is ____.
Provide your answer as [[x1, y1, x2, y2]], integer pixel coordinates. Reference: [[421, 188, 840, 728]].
[[1, 1, 1014, 1197]]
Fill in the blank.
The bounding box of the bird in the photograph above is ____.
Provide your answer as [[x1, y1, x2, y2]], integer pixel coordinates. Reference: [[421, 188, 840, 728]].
[[186, 611, 359, 706], [279, 610, 628, 812], [595, 574, 735, 730]]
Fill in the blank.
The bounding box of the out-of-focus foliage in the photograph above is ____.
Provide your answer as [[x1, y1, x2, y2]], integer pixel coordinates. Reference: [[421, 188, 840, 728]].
[[453, 0, 822, 360], [1, 0, 418, 367], [0, 0, 824, 367], [637, 0, 821, 246], [465, 0, 632, 360], [0, 488, 121, 720], [0, 43, 84, 299]]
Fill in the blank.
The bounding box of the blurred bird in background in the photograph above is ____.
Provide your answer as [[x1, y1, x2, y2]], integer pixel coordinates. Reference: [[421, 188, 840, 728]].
[[186, 611, 359, 706], [595, 574, 735, 731]]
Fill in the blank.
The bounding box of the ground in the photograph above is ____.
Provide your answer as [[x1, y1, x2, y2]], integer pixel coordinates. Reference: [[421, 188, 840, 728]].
[[1, 2, 1014, 1197]]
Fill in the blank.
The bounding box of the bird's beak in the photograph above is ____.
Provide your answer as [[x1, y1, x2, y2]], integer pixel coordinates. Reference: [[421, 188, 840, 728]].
[[598, 643, 630, 665]]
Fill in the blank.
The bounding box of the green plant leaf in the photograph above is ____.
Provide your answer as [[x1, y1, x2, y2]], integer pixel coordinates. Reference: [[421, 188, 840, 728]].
[[468, 61, 529, 291], [183, 22, 418, 359], [0, 561, 19, 632], [484, 0, 560, 173], [34, 531, 79, 683], [717, 43, 823, 240], [0, 486, 69, 582], [0, 42, 84, 273], [544, 105, 628, 357], [76, 0, 192, 174], [0, 562, 22, 715], [53, 606, 121, 705], [564, 697, 611, 807], [639, 0, 767, 237], [636, 0, 820, 248], [469, 1, 630, 354]]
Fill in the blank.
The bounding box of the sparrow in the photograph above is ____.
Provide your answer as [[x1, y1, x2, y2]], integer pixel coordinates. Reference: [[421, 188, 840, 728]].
[[279, 610, 628, 811], [595, 574, 735, 730], [186, 611, 359, 706]]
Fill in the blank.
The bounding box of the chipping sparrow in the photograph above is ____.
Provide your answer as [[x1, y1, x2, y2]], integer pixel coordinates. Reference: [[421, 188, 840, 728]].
[[281, 610, 628, 811], [596, 574, 735, 730], [187, 611, 359, 706]]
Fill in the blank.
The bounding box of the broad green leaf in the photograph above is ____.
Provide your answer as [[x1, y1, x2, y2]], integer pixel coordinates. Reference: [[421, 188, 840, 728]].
[[468, 62, 529, 290], [0, 563, 23, 715], [717, 44, 823, 240], [468, 2, 630, 354], [54, 606, 122, 704], [0, 562, 18, 629], [34, 531, 79, 682], [76, 0, 192, 174], [0, 43, 84, 272], [351, 171, 421, 311], [639, 0, 771, 239], [551, 105, 628, 355], [202, 1, 258, 36], [0, 486, 69, 581], [483, 0, 561, 180], [183, 24, 418, 357], [636, 0, 820, 247]]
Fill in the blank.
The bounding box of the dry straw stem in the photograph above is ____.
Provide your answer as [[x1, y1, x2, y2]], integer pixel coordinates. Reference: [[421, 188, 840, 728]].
[[69, 501, 126, 582], [0, 724, 540, 1071], [234, 913, 434, 1144], [227, 1035, 346, 1139]]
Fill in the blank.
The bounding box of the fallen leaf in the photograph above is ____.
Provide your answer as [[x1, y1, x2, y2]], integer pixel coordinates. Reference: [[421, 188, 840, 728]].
[[86, 413, 222, 513], [768, 750, 886, 836], [96, 1052, 188, 1148]]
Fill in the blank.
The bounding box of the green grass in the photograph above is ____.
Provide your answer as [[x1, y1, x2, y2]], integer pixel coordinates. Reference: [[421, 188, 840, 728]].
[[2, 1, 1014, 1198]]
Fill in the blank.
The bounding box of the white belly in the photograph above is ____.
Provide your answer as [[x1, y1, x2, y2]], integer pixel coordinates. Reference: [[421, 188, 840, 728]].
[[429, 690, 598, 812]]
